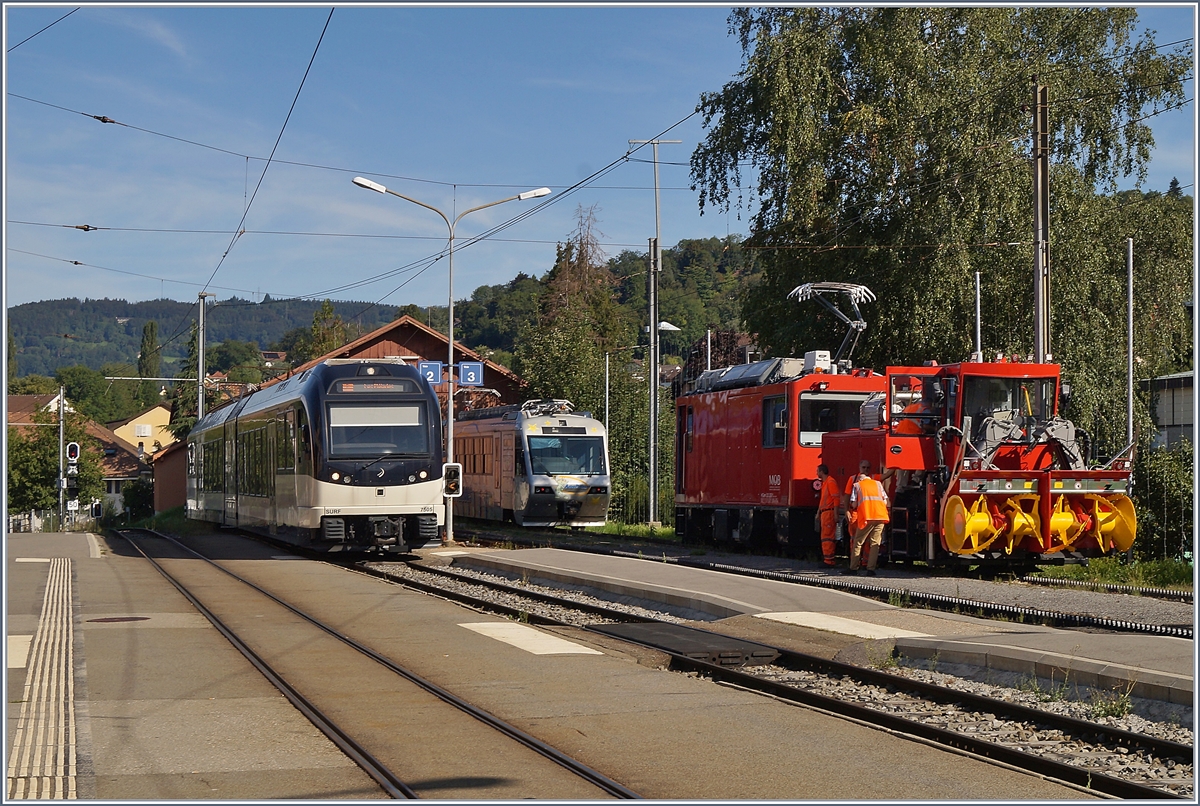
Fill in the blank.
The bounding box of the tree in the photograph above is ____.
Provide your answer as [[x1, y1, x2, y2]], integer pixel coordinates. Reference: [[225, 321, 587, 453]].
[[121, 477, 155, 520], [6, 409, 103, 513], [167, 324, 212, 439], [207, 340, 265, 383], [690, 7, 1193, 450], [310, 299, 350, 357], [136, 321, 161, 408], [9, 374, 58, 395], [270, 326, 313, 365]]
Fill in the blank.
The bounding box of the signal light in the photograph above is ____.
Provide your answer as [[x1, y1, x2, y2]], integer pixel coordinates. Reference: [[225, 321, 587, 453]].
[[443, 463, 463, 498], [66, 442, 81, 463]]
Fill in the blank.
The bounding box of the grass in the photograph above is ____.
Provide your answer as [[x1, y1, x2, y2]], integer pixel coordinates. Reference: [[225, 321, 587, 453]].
[[1016, 669, 1072, 702], [866, 641, 900, 670], [590, 521, 682, 542], [1029, 556, 1193, 589], [1088, 684, 1134, 719], [129, 506, 213, 537]]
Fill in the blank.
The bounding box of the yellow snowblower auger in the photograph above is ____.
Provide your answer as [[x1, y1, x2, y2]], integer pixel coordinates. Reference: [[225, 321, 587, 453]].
[[943, 495, 1000, 554], [1084, 493, 1137, 553]]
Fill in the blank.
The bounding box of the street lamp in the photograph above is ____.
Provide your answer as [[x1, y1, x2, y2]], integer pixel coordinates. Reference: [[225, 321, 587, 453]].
[[353, 177, 550, 545]]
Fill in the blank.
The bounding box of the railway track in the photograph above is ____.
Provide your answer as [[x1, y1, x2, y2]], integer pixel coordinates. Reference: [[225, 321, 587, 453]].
[[454, 524, 1194, 638], [361, 558, 1193, 799], [112, 528, 639, 800]]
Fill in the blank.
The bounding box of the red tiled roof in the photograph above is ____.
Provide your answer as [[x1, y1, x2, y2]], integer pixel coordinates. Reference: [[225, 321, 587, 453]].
[[6, 394, 57, 425], [261, 315, 523, 390]]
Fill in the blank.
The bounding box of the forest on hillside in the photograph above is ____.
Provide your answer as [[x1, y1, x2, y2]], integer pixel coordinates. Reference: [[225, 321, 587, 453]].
[[7, 232, 757, 380]]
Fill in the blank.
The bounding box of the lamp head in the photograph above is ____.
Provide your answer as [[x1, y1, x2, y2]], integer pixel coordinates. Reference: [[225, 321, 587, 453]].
[[658, 321, 681, 331], [518, 187, 552, 201], [353, 176, 387, 194]]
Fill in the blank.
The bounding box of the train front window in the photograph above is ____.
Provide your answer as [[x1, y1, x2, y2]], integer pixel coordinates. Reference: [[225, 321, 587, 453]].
[[327, 404, 428, 457], [960, 377, 1054, 427], [797, 393, 868, 446], [527, 436, 606, 475]]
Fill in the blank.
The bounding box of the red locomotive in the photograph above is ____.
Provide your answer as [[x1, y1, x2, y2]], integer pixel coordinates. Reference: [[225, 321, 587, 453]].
[[675, 283, 1137, 565], [674, 283, 888, 554], [822, 358, 1136, 564]]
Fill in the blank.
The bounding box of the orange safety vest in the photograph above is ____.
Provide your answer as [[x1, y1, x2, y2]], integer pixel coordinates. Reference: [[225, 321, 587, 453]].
[[852, 476, 890, 527], [818, 476, 839, 512]]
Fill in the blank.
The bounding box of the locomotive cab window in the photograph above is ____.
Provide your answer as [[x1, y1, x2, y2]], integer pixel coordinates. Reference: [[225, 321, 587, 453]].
[[327, 404, 428, 457], [890, 374, 942, 436], [961, 376, 1053, 434], [797, 393, 867, 446], [527, 436, 606, 476], [762, 396, 787, 448]]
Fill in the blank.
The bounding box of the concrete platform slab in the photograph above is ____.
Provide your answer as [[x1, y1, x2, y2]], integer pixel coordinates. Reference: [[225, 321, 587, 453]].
[[450, 546, 1194, 703]]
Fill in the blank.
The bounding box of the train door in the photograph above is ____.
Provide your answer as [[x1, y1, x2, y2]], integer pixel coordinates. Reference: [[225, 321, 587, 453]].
[[676, 405, 692, 496], [267, 417, 277, 531], [501, 431, 514, 512], [223, 415, 238, 526]]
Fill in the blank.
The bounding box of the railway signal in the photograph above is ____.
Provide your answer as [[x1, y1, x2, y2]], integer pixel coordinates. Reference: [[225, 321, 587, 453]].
[[443, 463, 463, 497]]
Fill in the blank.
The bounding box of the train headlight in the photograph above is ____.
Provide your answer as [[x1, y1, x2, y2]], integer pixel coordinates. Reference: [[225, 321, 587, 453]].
[[343, 475, 352, 484], [408, 475, 416, 483], [331, 472, 341, 481], [419, 470, 428, 479], [534, 486, 554, 495]]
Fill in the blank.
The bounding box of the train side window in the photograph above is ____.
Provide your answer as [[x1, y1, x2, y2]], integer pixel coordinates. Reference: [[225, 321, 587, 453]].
[[686, 406, 693, 452], [797, 393, 867, 446], [762, 396, 787, 448]]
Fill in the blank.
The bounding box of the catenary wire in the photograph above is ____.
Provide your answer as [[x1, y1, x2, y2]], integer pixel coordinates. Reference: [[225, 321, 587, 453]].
[[6, 8, 79, 52]]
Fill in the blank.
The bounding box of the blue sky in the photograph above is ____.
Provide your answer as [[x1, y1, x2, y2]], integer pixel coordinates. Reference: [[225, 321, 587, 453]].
[[3, 5, 1195, 316]]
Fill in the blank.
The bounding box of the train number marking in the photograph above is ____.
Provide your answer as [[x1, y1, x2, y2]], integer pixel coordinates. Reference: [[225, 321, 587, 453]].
[[420, 505, 435, 513], [768, 474, 781, 487]]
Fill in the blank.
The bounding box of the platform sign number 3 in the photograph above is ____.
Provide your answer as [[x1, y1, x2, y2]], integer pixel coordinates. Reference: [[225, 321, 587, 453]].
[[458, 361, 484, 387]]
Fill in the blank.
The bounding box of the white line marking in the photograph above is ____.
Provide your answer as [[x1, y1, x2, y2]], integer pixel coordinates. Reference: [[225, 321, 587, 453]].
[[755, 611, 930, 640], [14, 558, 52, 563], [432, 550, 471, 557], [459, 622, 603, 655], [7, 636, 33, 668], [86, 534, 102, 559]]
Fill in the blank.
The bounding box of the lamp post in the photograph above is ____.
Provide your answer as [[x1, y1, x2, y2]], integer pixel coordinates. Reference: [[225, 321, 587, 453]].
[[639, 320, 680, 526], [353, 177, 550, 545]]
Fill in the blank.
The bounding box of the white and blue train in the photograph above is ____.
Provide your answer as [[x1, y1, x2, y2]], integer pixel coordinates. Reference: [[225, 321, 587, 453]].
[[453, 399, 611, 528], [187, 359, 447, 553]]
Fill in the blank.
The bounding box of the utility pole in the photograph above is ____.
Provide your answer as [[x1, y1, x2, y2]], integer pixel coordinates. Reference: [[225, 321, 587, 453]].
[[197, 292, 213, 419], [1127, 238, 1134, 446], [1031, 77, 1051, 362], [58, 385, 64, 531], [629, 137, 680, 528]]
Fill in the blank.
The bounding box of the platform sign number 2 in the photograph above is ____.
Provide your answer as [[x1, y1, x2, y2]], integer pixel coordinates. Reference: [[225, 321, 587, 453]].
[[458, 361, 484, 387], [418, 361, 443, 385]]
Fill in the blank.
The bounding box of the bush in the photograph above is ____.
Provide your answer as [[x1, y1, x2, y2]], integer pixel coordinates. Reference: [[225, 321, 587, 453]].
[[121, 477, 155, 520]]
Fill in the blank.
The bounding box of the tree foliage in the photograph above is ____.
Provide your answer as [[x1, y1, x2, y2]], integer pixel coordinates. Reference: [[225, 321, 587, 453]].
[[207, 339, 265, 383], [690, 6, 1193, 453], [310, 299, 351, 358], [7, 409, 103, 513]]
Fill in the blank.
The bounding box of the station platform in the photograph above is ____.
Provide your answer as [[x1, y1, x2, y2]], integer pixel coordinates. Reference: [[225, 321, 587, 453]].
[[8, 531, 1096, 800], [439, 546, 1194, 706]]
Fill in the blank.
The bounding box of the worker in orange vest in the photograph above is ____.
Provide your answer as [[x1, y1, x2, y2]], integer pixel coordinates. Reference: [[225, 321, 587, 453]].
[[844, 459, 891, 576], [816, 464, 839, 567]]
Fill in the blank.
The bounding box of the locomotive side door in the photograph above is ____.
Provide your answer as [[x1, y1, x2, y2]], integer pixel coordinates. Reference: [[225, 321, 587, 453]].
[[501, 431, 514, 511]]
